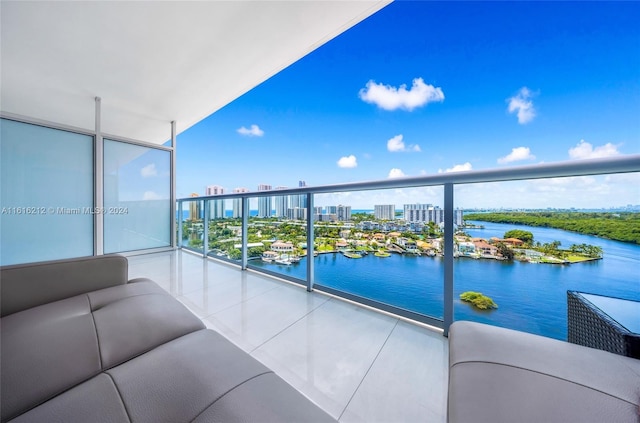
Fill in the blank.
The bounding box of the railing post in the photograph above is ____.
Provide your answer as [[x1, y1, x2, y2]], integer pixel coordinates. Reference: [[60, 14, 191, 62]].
[[306, 193, 314, 291], [170, 121, 177, 249], [177, 200, 183, 248], [203, 199, 209, 255], [443, 183, 454, 336], [241, 197, 249, 270]]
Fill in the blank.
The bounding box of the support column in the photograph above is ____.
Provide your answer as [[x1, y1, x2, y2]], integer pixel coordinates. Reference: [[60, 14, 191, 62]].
[[241, 197, 249, 270], [171, 121, 177, 248], [94, 97, 104, 256]]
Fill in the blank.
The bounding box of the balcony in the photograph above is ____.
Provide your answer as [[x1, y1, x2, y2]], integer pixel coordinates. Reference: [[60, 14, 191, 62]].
[[127, 249, 449, 422], [166, 158, 639, 420], [177, 157, 640, 339]]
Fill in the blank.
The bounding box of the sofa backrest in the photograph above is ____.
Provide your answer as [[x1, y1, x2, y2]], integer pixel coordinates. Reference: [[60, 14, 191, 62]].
[[1, 255, 128, 317]]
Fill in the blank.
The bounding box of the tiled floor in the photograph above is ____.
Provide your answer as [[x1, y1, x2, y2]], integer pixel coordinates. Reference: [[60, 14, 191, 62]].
[[127, 250, 449, 422]]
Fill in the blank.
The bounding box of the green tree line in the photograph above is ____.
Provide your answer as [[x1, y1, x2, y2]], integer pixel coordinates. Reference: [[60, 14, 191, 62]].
[[464, 212, 640, 245]]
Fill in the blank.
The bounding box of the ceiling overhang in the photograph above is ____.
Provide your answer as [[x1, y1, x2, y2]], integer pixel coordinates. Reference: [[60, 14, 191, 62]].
[[1, 1, 391, 144]]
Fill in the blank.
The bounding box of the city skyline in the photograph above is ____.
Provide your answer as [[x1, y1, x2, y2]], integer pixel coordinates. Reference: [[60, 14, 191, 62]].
[[176, 1, 639, 209]]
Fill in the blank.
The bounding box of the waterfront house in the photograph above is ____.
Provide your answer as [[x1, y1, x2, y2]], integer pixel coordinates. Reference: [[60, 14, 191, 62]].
[[472, 240, 498, 257], [270, 240, 295, 254], [491, 237, 525, 247]]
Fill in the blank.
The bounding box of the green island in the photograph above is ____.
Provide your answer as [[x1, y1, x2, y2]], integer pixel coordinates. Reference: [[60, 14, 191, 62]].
[[464, 212, 640, 245], [460, 291, 498, 310]]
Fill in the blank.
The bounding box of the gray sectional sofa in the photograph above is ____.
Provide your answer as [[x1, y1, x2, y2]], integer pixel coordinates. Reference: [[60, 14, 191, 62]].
[[0, 255, 335, 423], [448, 321, 640, 423]]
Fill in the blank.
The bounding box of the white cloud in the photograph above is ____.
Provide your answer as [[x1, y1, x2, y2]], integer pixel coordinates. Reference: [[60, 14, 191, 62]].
[[507, 87, 536, 124], [143, 190, 162, 200], [337, 155, 357, 168], [387, 134, 421, 153], [388, 168, 406, 178], [498, 146, 536, 164], [359, 77, 444, 111], [569, 139, 620, 160], [439, 162, 473, 173], [237, 124, 264, 137], [140, 163, 157, 178]]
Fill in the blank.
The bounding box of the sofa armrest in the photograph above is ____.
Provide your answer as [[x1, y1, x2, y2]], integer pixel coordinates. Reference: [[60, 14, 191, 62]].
[[1, 255, 128, 316]]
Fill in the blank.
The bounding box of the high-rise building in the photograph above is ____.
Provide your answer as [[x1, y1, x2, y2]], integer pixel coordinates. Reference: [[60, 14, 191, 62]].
[[326, 205, 337, 215], [374, 204, 395, 220], [205, 185, 225, 219], [257, 184, 272, 217], [232, 187, 248, 218], [274, 186, 288, 218], [290, 180, 307, 211], [188, 193, 201, 221], [403, 203, 463, 226], [337, 204, 351, 221], [286, 207, 306, 220]]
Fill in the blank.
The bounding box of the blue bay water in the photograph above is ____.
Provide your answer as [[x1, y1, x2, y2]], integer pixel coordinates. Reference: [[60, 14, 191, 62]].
[[250, 221, 640, 340]]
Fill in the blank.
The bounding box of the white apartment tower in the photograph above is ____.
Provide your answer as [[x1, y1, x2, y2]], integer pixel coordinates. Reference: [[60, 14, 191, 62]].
[[231, 187, 248, 218], [403, 203, 463, 226], [274, 186, 288, 218], [374, 204, 395, 220], [337, 204, 351, 221], [290, 180, 307, 211], [257, 184, 272, 218], [205, 185, 225, 219]]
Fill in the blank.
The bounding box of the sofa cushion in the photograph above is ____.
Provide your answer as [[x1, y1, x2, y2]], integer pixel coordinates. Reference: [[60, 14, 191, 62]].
[[448, 321, 640, 423], [107, 329, 336, 423], [1, 281, 204, 422], [7, 374, 129, 423], [90, 282, 204, 368], [1, 295, 101, 421], [1, 255, 128, 317], [192, 372, 337, 423]]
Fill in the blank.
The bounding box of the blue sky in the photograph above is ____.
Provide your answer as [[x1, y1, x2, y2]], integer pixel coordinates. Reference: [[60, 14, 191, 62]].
[[176, 1, 639, 209]]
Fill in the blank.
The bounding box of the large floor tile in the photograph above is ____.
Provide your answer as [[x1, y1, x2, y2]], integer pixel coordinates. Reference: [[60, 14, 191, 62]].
[[252, 298, 397, 418], [179, 269, 283, 318], [339, 320, 448, 422], [204, 282, 331, 351]]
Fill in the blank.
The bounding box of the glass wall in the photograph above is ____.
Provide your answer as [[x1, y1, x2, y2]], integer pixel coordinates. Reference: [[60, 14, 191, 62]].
[[104, 139, 171, 253], [0, 119, 94, 265], [247, 193, 307, 281]]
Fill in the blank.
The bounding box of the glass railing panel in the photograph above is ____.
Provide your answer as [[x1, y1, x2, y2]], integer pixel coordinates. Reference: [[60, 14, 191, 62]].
[[454, 174, 640, 340], [203, 198, 244, 263], [179, 199, 204, 253], [246, 194, 308, 283], [311, 188, 446, 322]]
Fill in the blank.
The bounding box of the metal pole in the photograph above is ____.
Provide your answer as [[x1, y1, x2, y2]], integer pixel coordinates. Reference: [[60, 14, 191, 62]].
[[177, 200, 183, 248], [241, 197, 249, 270], [94, 97, 104, 256], [443, 183, 454, 336], [171, 121, 177, 248], [203, 199, 209, 255], [306, 193, 315, 291]]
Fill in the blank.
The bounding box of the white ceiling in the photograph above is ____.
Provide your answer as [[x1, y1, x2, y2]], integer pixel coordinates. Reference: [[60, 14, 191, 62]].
[[1, 0, 391, 145]]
